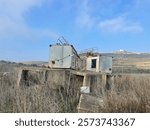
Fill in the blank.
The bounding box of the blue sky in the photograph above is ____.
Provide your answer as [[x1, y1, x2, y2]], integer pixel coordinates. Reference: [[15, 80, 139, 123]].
[[0, 0, 150, 61]]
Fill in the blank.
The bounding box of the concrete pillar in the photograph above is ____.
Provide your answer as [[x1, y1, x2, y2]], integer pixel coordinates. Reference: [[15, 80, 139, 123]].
[[17, 69, 23, 87], [83, 74, 91, 86], [106, 75, 114, 90], [100, 74, 106, 96]]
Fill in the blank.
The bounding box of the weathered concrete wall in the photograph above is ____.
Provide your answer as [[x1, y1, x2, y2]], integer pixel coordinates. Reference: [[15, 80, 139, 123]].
[[16, 68, 82, 112], [77, 73, 114, 96], [16, 68, 115, 112], [90, 74, 107, 96], [18, 69, 67, 87]]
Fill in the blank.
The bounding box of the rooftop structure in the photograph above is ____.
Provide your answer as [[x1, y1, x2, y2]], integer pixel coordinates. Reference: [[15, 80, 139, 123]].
[[48, 43, 80, 69]]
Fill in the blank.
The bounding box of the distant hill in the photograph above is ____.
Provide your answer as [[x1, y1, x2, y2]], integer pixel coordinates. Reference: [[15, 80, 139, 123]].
[[101, 52, 150, 59], [101, 52, 150, 73], [112, 49, 144, 54], [21, 61, 48, 66], [1, 51, 150, 73], [79, 51, 150, 73], [113, 49, 135, 54], [0, 60, 18, 72], [0, 60, 48, 72]]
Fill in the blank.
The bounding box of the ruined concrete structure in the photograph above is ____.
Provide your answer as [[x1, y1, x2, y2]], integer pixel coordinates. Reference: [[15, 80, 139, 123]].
[[48, 40, 112, 74], [48, 44, 80, 69], [77, 94, 104, 112], [16, 39, 114, 112], [86, 55, 112, 73], [16, 67, 114, 112], [17, 67, 113, 96]]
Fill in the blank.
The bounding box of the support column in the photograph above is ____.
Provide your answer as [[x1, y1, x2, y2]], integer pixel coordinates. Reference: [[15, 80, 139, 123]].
[[83, 74, 91, 86], [17, 69, 23, 87]]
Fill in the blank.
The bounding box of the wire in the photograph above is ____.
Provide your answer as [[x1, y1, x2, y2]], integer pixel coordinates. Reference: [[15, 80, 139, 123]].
[[52, 54, 74, 62]]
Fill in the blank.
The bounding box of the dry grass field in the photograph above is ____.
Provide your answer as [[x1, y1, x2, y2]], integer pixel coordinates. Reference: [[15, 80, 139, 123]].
[[0, 72, 79, 113], [0, 61, 81, 113], [0, 72, 62, 112], [100, 75, 150, 112], [0, 56, 150, 113], [112, 58, 150, 73]]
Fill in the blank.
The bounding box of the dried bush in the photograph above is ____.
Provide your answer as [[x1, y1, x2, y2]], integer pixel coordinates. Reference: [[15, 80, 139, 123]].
[[0, 69, 80, 113], [101, 75, 150, 113]]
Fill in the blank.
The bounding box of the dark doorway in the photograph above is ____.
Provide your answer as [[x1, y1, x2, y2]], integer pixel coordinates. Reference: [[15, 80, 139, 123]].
[[91, 59, 97, 68]]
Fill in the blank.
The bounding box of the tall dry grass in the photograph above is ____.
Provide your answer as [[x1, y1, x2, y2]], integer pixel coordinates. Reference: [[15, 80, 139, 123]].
[[1, 63, 150, 113], [101, 75, 150, 112], [0, 69, 80, 113]]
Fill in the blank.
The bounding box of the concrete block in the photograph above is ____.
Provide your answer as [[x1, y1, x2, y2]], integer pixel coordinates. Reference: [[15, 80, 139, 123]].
[[77, 94, 103, 113]]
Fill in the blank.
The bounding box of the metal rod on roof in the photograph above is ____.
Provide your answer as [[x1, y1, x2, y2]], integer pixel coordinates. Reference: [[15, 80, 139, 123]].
[[58, 38, 63, 45], [62, 36, 69, 44]]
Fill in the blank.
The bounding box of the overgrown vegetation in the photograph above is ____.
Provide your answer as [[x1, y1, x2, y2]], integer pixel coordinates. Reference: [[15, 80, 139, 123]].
[[0, 61, 150, 113], [0, 76, 80, 113], [0, 63, 80, 113], [101, 76, 150, 112]]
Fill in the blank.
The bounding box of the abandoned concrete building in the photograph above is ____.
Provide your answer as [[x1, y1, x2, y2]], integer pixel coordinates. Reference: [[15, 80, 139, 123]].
[[47, 42, 114, 112], [17, 39, 114, 112], [86, 55, 112, 73], [48, 44, 80, 69], [48, 43, 112, 74]]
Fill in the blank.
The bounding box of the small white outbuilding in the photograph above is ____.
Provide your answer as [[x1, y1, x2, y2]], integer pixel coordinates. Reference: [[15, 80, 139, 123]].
[[48, 44, 80, 69], [86, 55, 112, 73]]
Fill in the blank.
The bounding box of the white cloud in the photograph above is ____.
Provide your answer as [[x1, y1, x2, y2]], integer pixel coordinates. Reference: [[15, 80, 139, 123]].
[[76, 12, 94, 28], [98, 17, 143, 33], [0, 0, 42, 25], [75, 0, 144, 33], [76, 0, 94, 28], [0, 0, 58, 40]]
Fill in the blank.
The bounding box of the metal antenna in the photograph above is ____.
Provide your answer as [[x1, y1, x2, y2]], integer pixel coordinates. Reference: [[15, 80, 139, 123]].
[[62, 36, 69, 45], [57, 37, 63, 45]]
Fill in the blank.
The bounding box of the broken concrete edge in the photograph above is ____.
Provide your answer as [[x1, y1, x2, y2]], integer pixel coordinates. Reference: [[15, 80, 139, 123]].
[[77, 94, 104, 113]]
